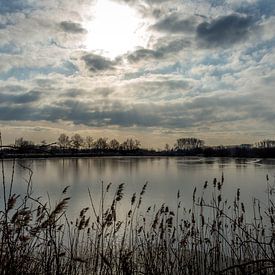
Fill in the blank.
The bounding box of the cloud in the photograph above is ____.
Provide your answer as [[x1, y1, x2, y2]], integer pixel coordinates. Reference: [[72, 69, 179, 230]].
[[0, 90, 41, 104], [1, 77, 275, 137], [127, 49, 163, 62], [122, 78, 190, 99], [0, 62, 78, 81], [152, 13, 198, 33], [44, 94, 275, 128], [82, 54, 115, 72], [0, 42, 22, 55], [59, 88, 86, 98], [0, 23, 7, 29], [196, 14, 254, 47], [0, 85, 27, 93], [0, 0, 275, 145], [59, 21, 87, 34], [236, 0, 275, 19], [157, 38, 191, 55], [126, 38, 190, 63], [0, 0, 31, 14]]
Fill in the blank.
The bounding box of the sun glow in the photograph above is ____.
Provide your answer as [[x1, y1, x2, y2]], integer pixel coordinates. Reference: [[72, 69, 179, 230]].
[[85, 0, 150, 59]]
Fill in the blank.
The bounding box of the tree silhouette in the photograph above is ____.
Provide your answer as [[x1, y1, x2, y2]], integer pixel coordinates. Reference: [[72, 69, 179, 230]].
[[85, 136, 94, 149], [164, 144, 170, 151], [109, 139, 120, 150], [256, 139, 275, 148], [71, 134, 84, 149], [14, 137, 34, 149], [121, 138, 140, 150], [175, 138, 204, 150], [58, 133, 70, 149], [94, 137, 108, 150]]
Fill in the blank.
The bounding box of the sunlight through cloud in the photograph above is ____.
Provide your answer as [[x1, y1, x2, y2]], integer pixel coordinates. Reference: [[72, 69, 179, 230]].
[[85, 0, 150, 59]]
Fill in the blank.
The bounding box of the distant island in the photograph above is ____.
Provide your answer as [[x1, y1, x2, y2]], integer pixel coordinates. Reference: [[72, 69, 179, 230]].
[[1, 133, 275, 159]]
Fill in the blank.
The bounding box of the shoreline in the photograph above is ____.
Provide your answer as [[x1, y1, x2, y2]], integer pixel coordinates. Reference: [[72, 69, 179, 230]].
[[2, 145, 275, 159], [1, 152, 275, 160]]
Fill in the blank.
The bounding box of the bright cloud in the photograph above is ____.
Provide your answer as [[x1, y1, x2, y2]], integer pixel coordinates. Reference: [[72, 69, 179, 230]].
[[84, 0, 151, 59]]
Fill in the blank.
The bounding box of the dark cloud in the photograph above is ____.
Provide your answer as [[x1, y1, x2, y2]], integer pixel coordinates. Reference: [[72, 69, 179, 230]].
[[0, 23, 7, 29], [0, 85, 27, 93], [126, 38, 190, 63], [2, 90, 274, 130], [63, 96, 272, 128], [115, 0, 169, 5], [157, 38, 191, 55], [0, 105, 35, 121], [82, 54, 115, 72], [207, 0, 226, 8], [59, 89, 86, 98], [0, 0, 31, 14], [102, 108, 161, 127], [0, 90, 41, 104], [130, 79, 190, 92], [93, 87, 115, 97], [59, 21, 87, 34], [58, 87, 115, 98], [152, 14, 198, 33], [41, 99, 92, 124], [0, 43, 22, 55], [236, 0, 275, 19], [127, 49, 163, 63], [197, 14, 254, 47], [0, 62, 78, 81], [41, 99, 162, 127]]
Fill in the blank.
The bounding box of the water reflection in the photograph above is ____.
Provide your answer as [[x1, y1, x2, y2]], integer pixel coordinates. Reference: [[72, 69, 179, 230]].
[[1, 157, 275, 221]]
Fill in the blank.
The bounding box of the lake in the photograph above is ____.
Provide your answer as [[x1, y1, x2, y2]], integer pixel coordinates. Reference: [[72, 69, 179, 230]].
[[1, 157, 275, 221]]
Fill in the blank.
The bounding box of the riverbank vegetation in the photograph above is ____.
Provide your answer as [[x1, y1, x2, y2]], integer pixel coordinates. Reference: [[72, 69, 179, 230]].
[[1, 133, 275, 158], [0, 160, 274, 274]]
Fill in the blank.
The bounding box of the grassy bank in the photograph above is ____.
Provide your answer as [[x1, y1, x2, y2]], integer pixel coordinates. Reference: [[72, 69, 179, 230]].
[[0, 161, 274, 274]]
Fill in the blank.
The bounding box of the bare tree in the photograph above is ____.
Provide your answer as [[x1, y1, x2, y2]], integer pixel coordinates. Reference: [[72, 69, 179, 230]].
[[134, 139, 141, 150], [94, 137, 108, 150], [175, 137, 204, 150], [15, 137, 34, 148], [71, 134, 84, 149], [109, 139, 120, 150], [256, 139, 275, 148], [85, 136, 94, 149], [164, 144, 170, 151], [58, 133, 70, 148], [121, 138, 141, 150]]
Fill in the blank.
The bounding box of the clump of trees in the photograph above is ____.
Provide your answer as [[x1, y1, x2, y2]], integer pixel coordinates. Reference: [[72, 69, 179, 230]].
[[109, 139, 120, 150], [255, 139, 275, 148], [85, 136, 94, 149], [121, 138, 141, 151], [56, 133, 141, 151], [70, 134, 84, 149], [174, 137, 205, 150], [6, 134, 143, 157], [57, 134, 70, 149], [14, 137, 34, 149], [93, 137, 108, 150]]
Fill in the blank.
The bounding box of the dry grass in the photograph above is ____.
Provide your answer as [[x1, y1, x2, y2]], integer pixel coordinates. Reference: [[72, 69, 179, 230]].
[[0, 159, 274, 274]]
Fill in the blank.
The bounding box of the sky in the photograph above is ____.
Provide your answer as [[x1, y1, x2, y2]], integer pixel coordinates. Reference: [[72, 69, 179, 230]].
[[0, 0, 275, 147]]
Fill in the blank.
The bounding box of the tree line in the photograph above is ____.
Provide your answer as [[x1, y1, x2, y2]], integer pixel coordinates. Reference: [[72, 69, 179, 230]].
[[1, 134, 275, 158], [11, 135, 275, 151], [14, 134, 141, 151]]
